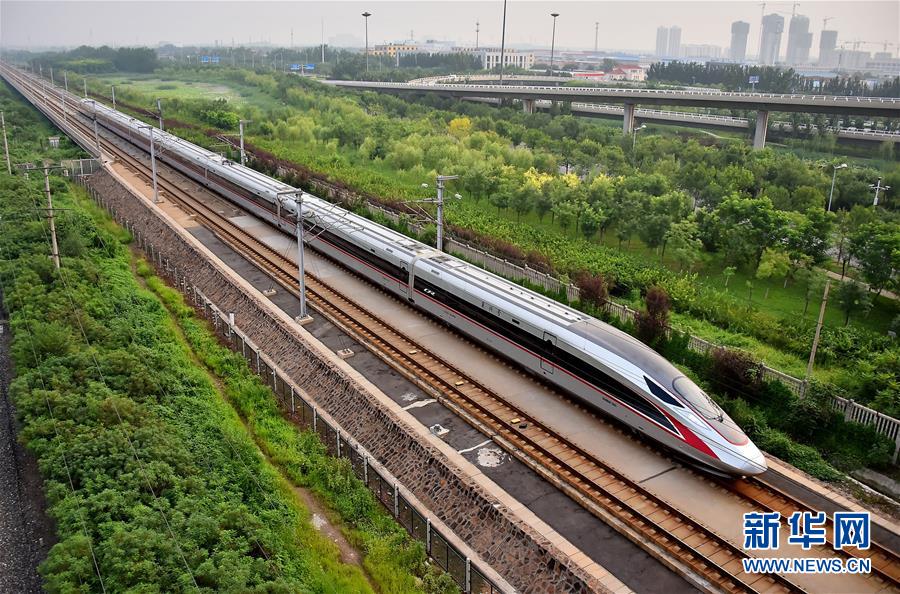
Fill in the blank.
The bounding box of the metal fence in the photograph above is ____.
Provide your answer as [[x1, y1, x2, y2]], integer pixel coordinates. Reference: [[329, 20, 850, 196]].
[[82, 183, 505, 593]]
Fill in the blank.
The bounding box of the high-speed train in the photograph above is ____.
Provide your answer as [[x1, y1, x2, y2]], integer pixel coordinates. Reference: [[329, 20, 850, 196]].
[[19, 66, 766, 476]]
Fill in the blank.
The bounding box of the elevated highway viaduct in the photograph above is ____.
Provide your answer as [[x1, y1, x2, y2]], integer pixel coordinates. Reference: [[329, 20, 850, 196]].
[[325, 79, 900, 149]]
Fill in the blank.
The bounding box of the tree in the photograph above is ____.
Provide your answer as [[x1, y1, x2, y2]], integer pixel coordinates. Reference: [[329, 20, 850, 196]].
[[849, 222, 900, 295], [665, 218, 703, 272], [796, 267, 827, 316], [448, 116, 472, 138], [579, 204, 605, 240], [509, 184, 537, 221], [489, 182, 512, 214], [756, 248, 791, 289], [723, 265, 737, 289], [834, 280, 873, 326], [708, 195, 786, 269]]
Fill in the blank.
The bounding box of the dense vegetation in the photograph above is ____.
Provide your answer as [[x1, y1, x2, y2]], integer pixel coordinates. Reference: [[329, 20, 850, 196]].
[[648, 61, 900, 98], [0, 85, 446, 592], [79, 67, 900, 419], [16, 46, 159, 74]]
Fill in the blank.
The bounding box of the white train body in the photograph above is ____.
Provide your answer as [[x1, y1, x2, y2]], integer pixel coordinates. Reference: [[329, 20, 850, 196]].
[[84, 96, 766, 476]]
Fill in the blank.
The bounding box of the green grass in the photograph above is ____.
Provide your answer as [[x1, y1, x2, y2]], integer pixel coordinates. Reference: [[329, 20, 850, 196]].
[[96, 74, 244, 103]]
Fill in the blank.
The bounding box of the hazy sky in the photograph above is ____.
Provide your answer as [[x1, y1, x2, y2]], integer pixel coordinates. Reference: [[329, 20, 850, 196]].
[[1, 1, 898, 57]]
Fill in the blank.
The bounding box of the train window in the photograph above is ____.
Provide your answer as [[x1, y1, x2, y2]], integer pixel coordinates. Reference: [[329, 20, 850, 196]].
[[645, 377, 684, 408]]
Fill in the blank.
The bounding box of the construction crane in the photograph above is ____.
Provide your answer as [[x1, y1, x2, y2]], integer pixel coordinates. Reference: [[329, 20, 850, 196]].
[[822, 16, 835, 29]]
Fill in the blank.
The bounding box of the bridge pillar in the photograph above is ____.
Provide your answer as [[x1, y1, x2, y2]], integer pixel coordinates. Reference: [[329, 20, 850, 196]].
[[753, 110, 769, 150], [623, 102, 636, 135], [522, 98, 535, 114]]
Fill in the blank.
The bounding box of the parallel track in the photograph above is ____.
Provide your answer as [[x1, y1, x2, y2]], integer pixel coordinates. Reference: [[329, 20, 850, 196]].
[[7, 63, 899, 594]]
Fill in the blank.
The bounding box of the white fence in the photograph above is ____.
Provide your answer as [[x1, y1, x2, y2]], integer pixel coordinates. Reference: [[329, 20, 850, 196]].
[[366, 203, 900, 462]]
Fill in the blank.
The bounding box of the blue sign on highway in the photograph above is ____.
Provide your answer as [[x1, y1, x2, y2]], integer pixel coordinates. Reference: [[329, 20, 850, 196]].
[[304, 64, 315, 71], [201, 56, 210, 63], [211, 56, 220, 64], [748, 75, 760, 84], [290, 64, 301, 71]]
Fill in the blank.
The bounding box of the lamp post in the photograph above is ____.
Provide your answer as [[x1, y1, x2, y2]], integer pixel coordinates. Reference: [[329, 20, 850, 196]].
[[362, 12, 372, 73], [632, 123, 646, 151], [870, 177, 891, 207], [549, 13, 560, 75], [156, 98, 164, 131], [238, 119, 251, 166], [137, 125, 160, 204], [827, 163, 847, 212], [498, 0, 508, 85]]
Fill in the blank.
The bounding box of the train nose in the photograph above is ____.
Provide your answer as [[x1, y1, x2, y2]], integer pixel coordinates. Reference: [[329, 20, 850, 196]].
[[738, 441, 768, 476]]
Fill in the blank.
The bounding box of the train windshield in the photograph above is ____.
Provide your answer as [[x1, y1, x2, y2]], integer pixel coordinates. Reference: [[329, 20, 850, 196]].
[[673, 377, 748, 445], [672, 377, 721, 420]]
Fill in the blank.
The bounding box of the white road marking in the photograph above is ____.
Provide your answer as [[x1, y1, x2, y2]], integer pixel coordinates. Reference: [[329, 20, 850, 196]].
[[403, 398, 437, 410], [457, 439, 493, 454]]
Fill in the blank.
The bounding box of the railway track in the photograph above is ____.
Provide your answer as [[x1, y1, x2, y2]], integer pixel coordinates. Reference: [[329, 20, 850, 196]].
[[6, 63, 899, 594]]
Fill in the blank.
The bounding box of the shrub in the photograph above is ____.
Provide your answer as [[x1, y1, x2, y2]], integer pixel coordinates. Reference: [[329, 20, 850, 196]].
[[635, 286, 670, 348], [576, 272, 608, 309], [709, 347, 764, 400]]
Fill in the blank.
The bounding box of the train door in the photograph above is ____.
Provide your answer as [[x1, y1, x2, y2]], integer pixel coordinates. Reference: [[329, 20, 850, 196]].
[[541, 332, 556, 374]]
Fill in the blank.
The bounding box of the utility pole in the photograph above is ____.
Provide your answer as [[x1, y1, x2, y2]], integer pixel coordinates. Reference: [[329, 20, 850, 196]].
[[475, 21, 480, 50], [49, 66, 54, 86], [83, 77, 87, 98], [278, 191, 310, 322], [417, 175, 460, 251], [0, 111, 10, 175], [42, 165, 61, 271], [498, 0, 508, 85], [111, 85, 116, 110], [62, 71, 68, 125], [871, 177, 891, 207], [139, 125, 161, 203], [88, 100, 101, 155], [156, 99, 164, 131], [321, 18, 326, 63], [238, 119, 251, 166], [803, 279, 831, 396], [594, 22, 599, 53]]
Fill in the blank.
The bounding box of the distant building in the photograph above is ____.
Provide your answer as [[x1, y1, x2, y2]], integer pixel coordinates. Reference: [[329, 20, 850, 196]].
[[865, 54, 900, 74], [819, 30, 838, 66], [667, 26, 682, 58], [370, 42, 418, 58], [480, 48, 535, 70], [730, 21, 750, 62], [785, 15, 813, 65], [681, 44, 723, 60], [573, 65, 646, 82], [833, 49, 871, 70], [655, 26, 669, 57], [759, 13, 784, 65]]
